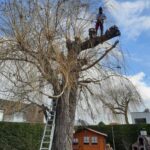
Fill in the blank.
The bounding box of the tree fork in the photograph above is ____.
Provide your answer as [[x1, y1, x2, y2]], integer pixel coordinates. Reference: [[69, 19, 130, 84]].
[[66, 25, 121, 54]]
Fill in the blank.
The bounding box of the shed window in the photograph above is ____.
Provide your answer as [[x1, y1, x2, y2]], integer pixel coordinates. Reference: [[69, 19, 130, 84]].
[[84, 136, 89, 144], [91, 136, 98, 144], [73, 138, 79, 144]]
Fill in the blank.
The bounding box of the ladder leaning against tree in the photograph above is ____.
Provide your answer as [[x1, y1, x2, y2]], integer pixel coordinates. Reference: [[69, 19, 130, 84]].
[[39, 100, 57, 150]]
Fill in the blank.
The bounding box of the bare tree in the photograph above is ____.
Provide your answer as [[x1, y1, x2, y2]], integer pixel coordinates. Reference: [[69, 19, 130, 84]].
[[0, 0, 121, 150], [98, 77, 142, 124]]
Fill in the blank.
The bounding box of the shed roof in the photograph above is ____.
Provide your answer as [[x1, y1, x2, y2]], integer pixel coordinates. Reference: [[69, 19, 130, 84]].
[[75, 128, 107, 137]]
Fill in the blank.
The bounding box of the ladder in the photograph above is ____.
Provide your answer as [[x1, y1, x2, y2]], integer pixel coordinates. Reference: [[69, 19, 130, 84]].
[[39, 101, 57, 150]]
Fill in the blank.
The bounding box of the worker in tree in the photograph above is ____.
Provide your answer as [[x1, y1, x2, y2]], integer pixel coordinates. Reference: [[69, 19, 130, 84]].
[[39, 104, 50, 121], [95, 7, 106, 36], [89, 28, 97, 39]]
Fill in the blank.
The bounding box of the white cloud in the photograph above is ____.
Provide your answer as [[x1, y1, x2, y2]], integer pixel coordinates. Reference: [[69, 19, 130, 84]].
[[128, 72, 150, 107], [105, 0, 150, 39]]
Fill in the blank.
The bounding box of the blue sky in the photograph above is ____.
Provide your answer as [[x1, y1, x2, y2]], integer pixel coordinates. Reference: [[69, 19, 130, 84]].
[[0, 0, 150, 113], [104, 0, 150, 108]]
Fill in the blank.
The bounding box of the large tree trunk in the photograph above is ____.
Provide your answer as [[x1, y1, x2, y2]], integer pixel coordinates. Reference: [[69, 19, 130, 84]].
[[124, 112, 129, 124], [124, 101, 129, 124], [124, 106, 129, 124], [52, 87, 77, 150]]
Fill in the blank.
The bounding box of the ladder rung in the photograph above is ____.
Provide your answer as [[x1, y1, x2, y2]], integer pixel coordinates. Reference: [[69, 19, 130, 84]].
[[46, 129, 51, 131], [43, 141, 50, 144], [41, 148, 49, 150], [44, 135, 50, 137], [47, 120, 53, 122], [47, 124, 52, 126], [48, 119, 52, 122], [46, 126, 52, 128]]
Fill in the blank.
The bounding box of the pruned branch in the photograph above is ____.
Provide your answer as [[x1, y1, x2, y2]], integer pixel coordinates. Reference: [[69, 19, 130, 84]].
[[66, 25, 121, 55], [80, 26, 120, 52], [81, 40, 119, 71]]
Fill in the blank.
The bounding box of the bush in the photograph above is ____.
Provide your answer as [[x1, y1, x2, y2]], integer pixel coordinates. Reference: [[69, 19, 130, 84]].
[[89, 124, 150, 150], [0, 122, 44, 150], [0, 122, 150, 150]]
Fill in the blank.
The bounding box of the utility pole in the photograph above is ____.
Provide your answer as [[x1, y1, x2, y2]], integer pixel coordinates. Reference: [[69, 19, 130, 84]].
[[112, 125, 116, 150]]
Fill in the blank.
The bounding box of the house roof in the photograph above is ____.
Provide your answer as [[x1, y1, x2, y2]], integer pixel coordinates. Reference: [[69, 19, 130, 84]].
[[75, 127, 107, 137], [131, 112, 150, 113], [86, 128, 107, 137]]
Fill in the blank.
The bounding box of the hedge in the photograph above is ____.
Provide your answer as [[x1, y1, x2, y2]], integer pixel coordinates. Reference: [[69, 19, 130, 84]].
[[89, 124, 150, 150], [0, 122, 150, 150], [0, 122, 43, 150]]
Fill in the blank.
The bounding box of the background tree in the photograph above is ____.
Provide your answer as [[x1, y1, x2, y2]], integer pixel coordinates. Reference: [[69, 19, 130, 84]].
[[0, 0, 123, 150], [97, 77, 142, 124]]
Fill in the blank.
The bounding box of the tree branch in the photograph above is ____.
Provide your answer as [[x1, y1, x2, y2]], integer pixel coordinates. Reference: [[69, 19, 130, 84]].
[[81, 40, 119, 71], [80, 25, 120, 52]]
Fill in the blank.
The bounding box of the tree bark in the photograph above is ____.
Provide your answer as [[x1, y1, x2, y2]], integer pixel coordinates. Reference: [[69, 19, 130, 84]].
[[124, 112, 129, 124], [52, 87, 77, 150], [124, 102, 129, 124]]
